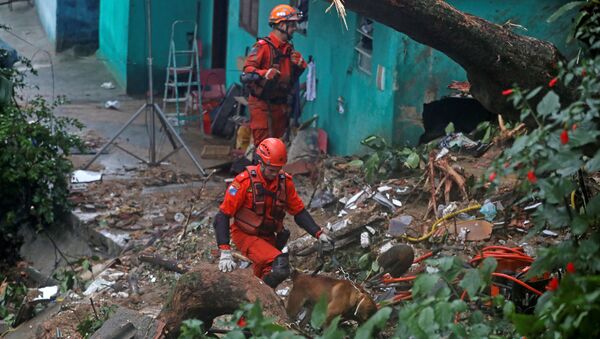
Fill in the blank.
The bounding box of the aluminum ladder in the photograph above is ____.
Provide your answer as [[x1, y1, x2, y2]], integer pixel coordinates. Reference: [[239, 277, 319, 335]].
[[162, 20, 203, 134]]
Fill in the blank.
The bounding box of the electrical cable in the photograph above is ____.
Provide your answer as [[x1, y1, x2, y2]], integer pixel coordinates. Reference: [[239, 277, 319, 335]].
[[402, 204, 482, 242]]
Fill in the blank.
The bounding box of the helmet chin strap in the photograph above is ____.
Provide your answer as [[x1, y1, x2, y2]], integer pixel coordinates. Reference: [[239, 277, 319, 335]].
[[275, 23, 293, 41]]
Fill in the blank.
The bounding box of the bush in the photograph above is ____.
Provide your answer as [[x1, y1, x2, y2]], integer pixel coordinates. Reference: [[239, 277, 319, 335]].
[[0, 36, 82, 266]]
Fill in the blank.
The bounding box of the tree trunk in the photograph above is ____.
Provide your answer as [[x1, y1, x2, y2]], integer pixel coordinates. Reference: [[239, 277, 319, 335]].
[[158, 263, 287, 338], [329, 0, 569, 121]]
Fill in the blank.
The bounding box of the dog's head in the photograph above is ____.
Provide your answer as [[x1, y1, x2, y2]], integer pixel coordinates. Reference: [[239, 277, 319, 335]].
[[355, 294, 378, 323]]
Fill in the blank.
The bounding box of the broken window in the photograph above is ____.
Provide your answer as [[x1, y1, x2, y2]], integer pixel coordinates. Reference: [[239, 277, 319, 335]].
[[355, 18, 373, 75], [289, 0, 309, 35], [240, 0, 259, 36]]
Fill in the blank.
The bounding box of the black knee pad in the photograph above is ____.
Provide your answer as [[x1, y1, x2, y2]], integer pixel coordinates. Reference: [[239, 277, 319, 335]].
[[263, 253, 290, 288]]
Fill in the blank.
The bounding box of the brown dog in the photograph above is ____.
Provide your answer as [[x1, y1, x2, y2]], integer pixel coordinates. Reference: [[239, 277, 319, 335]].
[[286, 270, 378, 325]]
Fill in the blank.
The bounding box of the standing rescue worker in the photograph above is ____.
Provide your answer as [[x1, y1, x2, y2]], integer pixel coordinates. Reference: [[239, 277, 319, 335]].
[[242, 4, 307, 147], [213, 138, 333, 288]]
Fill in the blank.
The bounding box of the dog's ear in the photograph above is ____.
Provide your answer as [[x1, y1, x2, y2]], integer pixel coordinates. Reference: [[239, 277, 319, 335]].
[[358, 297, 379, 323], [290, 268, 299, 280]]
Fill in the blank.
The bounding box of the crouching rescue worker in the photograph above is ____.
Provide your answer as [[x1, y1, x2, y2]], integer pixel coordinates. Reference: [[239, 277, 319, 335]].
[[241, 4, 307, 147], [213, 138, 333, 288]]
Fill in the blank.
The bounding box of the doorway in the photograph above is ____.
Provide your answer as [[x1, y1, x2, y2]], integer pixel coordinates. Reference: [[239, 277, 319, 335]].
[[211, 0, 228, 68]]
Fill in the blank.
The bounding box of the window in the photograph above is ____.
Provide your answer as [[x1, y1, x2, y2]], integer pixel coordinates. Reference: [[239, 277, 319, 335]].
[[240, 0, 259, 36], [355, 18, 373, 75], [290, 0, 309, 35]]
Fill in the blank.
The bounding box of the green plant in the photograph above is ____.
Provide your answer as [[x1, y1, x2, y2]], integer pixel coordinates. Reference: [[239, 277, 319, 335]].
[[179, 319, 208, 339], [76, 304, 116, 338], [0, 32, 83, 266], [486, 1, 600, 337], [0, 278, 27, 324], [394, 257, 516, 339], [361, 135, 421, 183]]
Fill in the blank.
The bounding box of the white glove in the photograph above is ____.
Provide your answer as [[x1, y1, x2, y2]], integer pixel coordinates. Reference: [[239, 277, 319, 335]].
[[318, 233, 334, 245], [218, 250, 237, 272]]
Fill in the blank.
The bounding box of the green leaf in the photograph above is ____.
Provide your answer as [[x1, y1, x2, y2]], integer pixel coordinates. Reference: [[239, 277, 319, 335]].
[[371, 260, 380, 273], [311, 294, 328, 329], [404, 152, 420, 169], [585, 151, 600, 172], [358, 253, 371, 270], [572, 215, 589, 235], [459, 269, 482, 297], [417, 306, 436, 335], [547, 1, 586, 22], [321, 316, 345, 339], [536, 91, 560, 116], [445, 122, 455, 135], [354, 307, 392, 339], [412, 274, 440, 297]]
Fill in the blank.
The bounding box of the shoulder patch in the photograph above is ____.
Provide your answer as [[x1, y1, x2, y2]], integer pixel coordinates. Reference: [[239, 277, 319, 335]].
[[235, 171, 250, 182], [257, 39, 267, 45], [228, 185, 238, 196]]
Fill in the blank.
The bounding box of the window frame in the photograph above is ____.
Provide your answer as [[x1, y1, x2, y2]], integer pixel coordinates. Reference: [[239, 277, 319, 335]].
[[355, 18, 373, 75], [240, 0, 259, 36]]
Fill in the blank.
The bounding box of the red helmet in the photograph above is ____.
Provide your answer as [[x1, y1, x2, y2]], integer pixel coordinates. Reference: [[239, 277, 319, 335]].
[[257, 138, 287, 167], [269, 4, 302, 25]]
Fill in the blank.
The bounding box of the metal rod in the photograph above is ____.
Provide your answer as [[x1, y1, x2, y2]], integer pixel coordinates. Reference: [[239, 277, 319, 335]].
[[146, 0, 156, 164], [153, 103, 206, 175], [82, 105, 146, 169]]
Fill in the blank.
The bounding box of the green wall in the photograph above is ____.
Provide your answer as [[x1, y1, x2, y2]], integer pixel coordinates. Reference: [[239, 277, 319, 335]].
[[99, 0, 129, 88], [99, 0, 213, 94]]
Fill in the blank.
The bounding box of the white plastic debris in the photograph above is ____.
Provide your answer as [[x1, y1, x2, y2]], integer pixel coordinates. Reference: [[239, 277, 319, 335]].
[[524, 202, 542, 210], [360, 232, 370, 248], [379, 242, 394, 254], [344, 190, 366, 209], [276, 287, 290, 296], [392, 199, 402, 207], [435, 147, 450, 161], [104, 100, 121, 109], [442, 202, 458, 216], [542, 230, 558, 237], [32, 286, 59, 301], [174, 212, 185, 223], [377, 186, 393, 192], [71, 170, 102, 183], [101, 81, 115, 89], [83, 278, 112, 296], [330, 219, 350, 233], [365, 225, 376, 235]]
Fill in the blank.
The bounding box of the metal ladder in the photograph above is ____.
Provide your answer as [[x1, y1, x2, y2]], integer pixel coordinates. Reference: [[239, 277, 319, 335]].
[[162, 20, 203, 133]]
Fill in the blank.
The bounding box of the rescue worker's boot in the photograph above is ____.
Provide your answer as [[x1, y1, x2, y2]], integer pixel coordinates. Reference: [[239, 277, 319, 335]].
[[263, 253, 290, 288]]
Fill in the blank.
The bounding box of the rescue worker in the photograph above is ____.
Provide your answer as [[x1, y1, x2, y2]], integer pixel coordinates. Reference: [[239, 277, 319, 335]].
[[242, 4, 307, 148], [213, 138, 333, 288]]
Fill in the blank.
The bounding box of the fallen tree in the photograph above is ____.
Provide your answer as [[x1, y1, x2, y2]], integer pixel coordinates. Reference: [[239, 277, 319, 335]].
[[325, 0, 573, 121], [158, 263, 287, 338]]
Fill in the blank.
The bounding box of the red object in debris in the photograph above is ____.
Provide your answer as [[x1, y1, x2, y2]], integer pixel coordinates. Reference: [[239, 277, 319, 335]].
[[546, 277, 559, 291], [317, 128, 328, 154], [527, 170, 537, 184], [560, 130, 569, 145], [503, 162, 511, 169], [203, 110, 212, 135], [572, 124, 577, 131], [489, 172, 497, 182], [582, 68, 587, 77], [549, 77, 558, 88], [237, 316, 247, 327], [502, 89, 514, 96], [566, 262, 576, 274]]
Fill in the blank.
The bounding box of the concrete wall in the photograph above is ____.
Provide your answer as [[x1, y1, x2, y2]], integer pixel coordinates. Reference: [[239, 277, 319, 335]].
[[35, 0, 57, 43], [55, 0, 100, 52], [35, 0, 99, 52], [99, 0, 130, 88]]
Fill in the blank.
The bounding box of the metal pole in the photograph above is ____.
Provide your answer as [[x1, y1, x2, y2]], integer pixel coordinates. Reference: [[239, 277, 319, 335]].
[[146, 0, 156, 164]]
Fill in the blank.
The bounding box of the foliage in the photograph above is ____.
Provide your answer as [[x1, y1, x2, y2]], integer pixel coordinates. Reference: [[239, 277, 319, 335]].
[[179, 319, 207, 339], [0, 31, 83, 266], [76, 305, 117, 339], [487, 1, 600, 337], [395, 257, 516, 339], [360, 135, 421, 183], [0, 277, 27, 324]]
